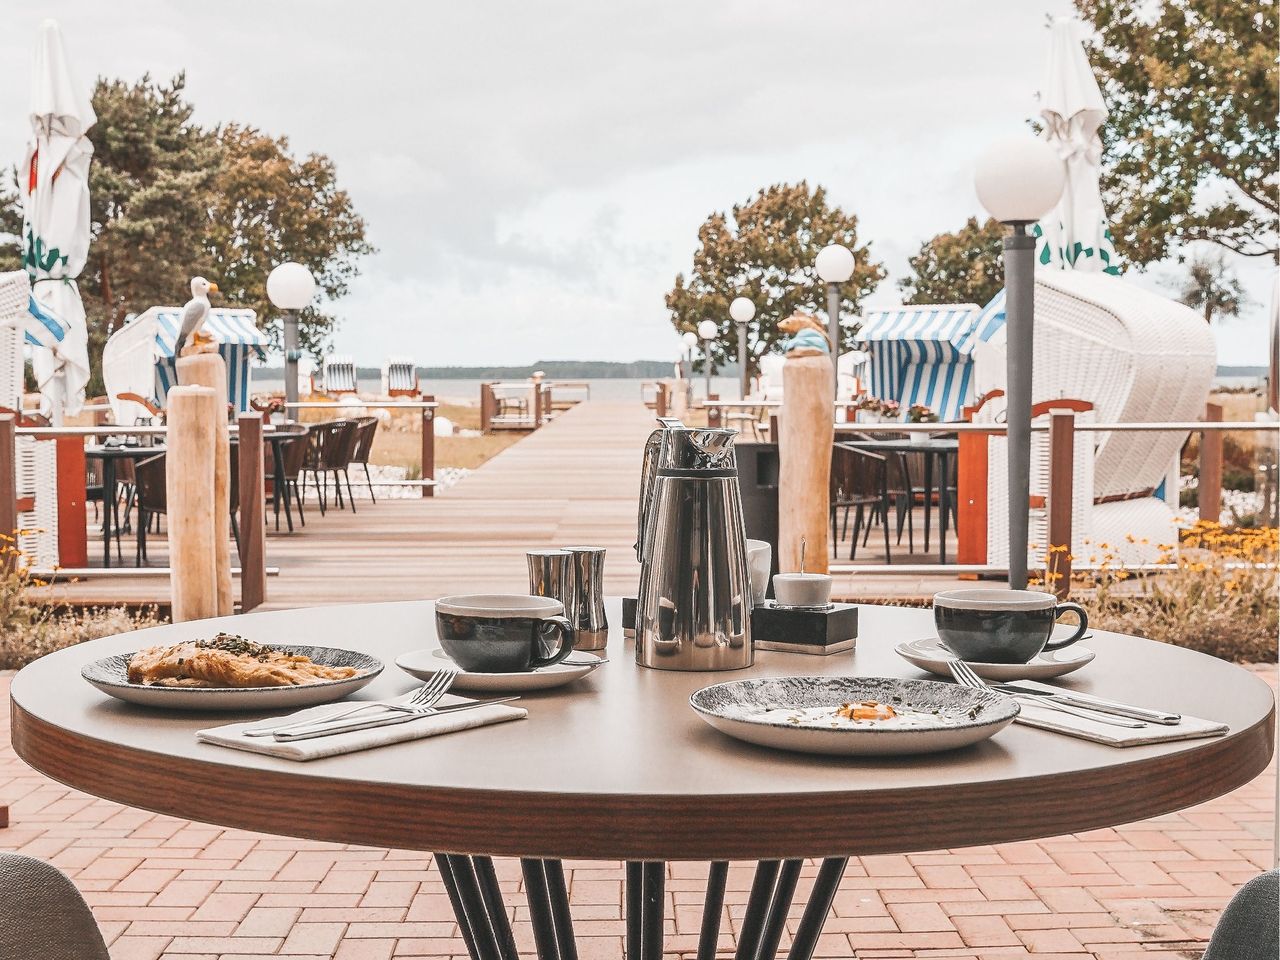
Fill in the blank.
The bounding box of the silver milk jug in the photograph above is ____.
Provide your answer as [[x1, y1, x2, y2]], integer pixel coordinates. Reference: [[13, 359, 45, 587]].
[[634, 418, 753, 670]]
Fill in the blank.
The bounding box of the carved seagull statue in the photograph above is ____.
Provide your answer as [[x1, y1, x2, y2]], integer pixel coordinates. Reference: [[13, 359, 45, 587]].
[[173, 276, 219, 356]]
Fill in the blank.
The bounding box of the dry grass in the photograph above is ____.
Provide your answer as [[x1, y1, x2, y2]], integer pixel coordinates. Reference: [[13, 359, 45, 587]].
[[1, 542, 161, 670]]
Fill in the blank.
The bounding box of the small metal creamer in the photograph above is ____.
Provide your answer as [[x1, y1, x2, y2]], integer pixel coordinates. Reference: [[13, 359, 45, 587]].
[[634, 418, 752, 671]]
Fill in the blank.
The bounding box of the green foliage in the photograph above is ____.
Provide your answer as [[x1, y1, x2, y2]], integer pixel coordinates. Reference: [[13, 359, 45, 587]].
[[1175, 250, 1251, 323], [206, 125, 373, 358], [0, 171, 22, 273], [898, 217, 1005, 307], [1075, 0, 1278, 264], [666, 182, 884, 375], [0, 73, 372, 385]]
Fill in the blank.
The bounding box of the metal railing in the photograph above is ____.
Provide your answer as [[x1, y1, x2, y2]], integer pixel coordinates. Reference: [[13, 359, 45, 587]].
[[283, 398, 437, 496]]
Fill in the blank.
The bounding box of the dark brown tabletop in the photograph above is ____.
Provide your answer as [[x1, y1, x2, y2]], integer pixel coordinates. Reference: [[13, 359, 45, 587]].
[[10, 599, 1274, 862]]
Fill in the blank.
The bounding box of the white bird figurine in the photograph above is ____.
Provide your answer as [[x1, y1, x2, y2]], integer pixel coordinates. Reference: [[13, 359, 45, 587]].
[[174, 276, 220, 356]]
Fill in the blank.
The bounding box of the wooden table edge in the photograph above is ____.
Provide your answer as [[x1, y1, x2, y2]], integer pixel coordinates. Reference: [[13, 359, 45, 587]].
[[11, 696, 1274, 862]]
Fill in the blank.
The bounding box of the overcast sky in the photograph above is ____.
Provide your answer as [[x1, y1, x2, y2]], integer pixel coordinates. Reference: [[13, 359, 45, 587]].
[[1, 1, 1272, 367]]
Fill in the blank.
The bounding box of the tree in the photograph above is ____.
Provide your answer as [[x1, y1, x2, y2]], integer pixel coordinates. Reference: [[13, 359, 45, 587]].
[[0, 73, 372, 387], [666, 182, 884, 375], [1076, 0, 1278, 265], [1176, 250, 1250, 323], [898, 217, 1005, 307], [206, 126, 373, 358]]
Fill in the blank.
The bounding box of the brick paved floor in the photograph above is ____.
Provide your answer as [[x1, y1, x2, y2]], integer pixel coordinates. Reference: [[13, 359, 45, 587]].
[[3, 669, 1274, 959]]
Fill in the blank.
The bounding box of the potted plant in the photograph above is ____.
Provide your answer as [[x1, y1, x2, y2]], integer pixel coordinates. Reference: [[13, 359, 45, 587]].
[[907, 403, 938, 444]]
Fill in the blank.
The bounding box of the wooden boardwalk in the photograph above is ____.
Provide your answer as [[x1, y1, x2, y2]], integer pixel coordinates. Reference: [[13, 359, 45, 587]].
[[42, 399, 971, 611]]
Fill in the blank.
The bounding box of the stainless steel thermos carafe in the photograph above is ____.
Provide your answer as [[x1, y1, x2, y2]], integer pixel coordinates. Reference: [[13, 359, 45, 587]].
[[634, 418, 752, 671]]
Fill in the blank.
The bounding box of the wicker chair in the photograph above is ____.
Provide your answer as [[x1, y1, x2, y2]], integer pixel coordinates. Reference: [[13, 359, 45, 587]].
[[0, 852, 110, 960], [267, 432, 310, 531], [304, 420, 358, 515], [831, 443, 892, 563], [133, 454, 166, 565], [349, 416, 380, 502]]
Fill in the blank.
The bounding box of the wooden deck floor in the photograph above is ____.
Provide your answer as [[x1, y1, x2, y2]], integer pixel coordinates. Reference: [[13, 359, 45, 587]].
[[41, 400, 973, 611]]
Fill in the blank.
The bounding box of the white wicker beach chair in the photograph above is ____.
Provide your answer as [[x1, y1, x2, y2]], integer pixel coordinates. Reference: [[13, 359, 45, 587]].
[[382, 357, 418, 396], [973, 272, 1213, 566], [0, 272, 30, 413], [323, 355, 358, 395]]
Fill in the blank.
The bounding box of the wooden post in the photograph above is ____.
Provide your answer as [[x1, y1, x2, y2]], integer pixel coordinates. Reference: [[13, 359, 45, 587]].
[[0, 416, 15, 576], [236, 414, 266, 612], [55, 436, 88, 567], [421, 395, 436, 498], [1046, 411, 1075, 600], [769, 414, 779, 440], [778, 355, 834, 573], [167, 386, 219, 622], [480, 383, 494, 433], [531, 377, 543, 429], [1200, 402, 1223, 523], [177, 353, 233, 616], [655, 382, 669, 418], [706, 393, 722, 429]]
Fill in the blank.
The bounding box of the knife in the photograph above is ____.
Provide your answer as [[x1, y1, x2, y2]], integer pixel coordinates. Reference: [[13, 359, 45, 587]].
[[273, 697, 520, 742], [993, 683, 1180, 725]]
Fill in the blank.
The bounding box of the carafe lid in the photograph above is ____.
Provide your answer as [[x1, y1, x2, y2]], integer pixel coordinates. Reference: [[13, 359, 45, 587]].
[[660, 426, 737, 471]]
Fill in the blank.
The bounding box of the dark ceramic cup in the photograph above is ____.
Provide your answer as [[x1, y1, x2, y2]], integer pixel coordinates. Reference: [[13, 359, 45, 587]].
[[933, 589, 1088, 664], [435, 594, 576, 673]]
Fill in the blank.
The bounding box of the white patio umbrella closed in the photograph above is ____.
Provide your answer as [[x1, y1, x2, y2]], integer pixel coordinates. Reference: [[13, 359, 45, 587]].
[[1035, 16, 1121, 275], [21, 19, 94, 420]]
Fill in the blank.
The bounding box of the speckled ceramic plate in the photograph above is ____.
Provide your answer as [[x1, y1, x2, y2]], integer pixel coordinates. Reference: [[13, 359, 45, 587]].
[[81, 646, 383, 711], [394, 648, 605, 692], [895, 637, 1095, 681], [689, 676, 1018, 756]]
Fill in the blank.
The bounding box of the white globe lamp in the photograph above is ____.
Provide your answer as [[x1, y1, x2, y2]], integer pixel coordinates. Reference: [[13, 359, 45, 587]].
[[729, 297, 755, 324], [974, 136, 1066, 224], [681, 331, 699, 349], [266, 261, 316, 309], [697, 319, 718, 341], [815, 244, 855, 284], [729, 297, 755, 398]]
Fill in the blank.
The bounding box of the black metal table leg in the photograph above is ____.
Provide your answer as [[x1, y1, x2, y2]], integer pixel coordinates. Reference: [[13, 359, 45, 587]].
[[626, 861, 665, 960], [787, 858, 849, 960], [102, 456, 115, 568], [434, 854, 518, 960], [697, 861, 728, 960], [521, 859, 578, 960], [756, 859, 802, 960]]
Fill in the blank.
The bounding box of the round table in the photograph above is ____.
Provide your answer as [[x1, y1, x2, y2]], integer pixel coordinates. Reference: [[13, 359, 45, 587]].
[[10, 599, 1274, 960]]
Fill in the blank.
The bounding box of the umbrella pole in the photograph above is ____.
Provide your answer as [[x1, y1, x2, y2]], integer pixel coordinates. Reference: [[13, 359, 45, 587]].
[[1004, 226, 1036, 591]]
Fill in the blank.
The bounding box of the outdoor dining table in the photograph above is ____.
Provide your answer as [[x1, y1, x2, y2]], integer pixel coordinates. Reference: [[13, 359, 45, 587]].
[[837, 433, 960, 564], [10, 598, 1274, 960], [83, 442, 167, 568], [232, 425, 309, 532]]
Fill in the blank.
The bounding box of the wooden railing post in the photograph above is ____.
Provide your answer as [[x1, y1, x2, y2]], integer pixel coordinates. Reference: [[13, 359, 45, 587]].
[[421, 396, 436, 498], [655, 382, 668, 418], [0, 416, 15, 576], [236, 413, 266, 612], [55, 436, 88, 567], [707, 393, 721, 429], [956, 405, 989, 571], [480, 383, 494, 434], [167, 386, 219, 622], [1046, 411, 1075, 600], [1200, 402, 1223, 523]]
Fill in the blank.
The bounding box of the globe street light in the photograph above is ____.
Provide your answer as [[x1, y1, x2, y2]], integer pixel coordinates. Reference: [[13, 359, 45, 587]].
[[974, 134, 1066, 590], [266, 262, 317, 408], [816, 243, 855, 396], [697, 319, 718, 401], [729, 296, 755, 399]]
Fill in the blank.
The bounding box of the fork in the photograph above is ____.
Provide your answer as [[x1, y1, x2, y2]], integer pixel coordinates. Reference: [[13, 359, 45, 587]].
[[948, 659, 1146, 729], [273, 693, 521, 742], [244, 669, 461, 737]]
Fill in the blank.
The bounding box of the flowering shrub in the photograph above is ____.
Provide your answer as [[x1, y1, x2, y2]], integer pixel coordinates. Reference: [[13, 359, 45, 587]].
[[0, 537, 161, 670], [1036, 522, 1278, 663], [907, 404, 939, 423]]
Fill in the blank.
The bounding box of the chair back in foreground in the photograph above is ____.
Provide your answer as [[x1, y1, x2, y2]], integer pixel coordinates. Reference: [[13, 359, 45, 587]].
[[1202, 870, 1279, 960], [0, 852, 110, 960], [351, 416, 378, 466]]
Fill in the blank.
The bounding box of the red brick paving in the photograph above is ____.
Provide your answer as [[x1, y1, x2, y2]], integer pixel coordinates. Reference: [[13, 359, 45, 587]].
[[3, 669, 1275, 959]]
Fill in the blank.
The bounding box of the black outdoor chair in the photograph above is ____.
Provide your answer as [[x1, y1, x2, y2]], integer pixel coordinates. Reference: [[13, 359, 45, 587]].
[[1202, 870, 1278, 960], [831, 443, 892, 563], [132, 454, 166, 566], [304, 419, 359, 515], [349, 416, 379, 502], [267, 431, 309, 531]]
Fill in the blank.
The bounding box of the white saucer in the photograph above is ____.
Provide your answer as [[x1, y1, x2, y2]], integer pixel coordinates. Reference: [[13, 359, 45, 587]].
[[895, 636, 1095, 681], [395, 648, 605, 692]]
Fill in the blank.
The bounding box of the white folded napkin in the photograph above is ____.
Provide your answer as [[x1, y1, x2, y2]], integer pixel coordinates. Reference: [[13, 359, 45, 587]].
[[196, 697, 527, 761], [1014, 699, 1228, 747]]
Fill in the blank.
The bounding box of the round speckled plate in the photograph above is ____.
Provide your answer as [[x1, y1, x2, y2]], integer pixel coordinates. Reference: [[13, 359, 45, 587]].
[[81, 646, 383, 711], [689, 676, 1018, 756], [895, 637, 1095, 681]]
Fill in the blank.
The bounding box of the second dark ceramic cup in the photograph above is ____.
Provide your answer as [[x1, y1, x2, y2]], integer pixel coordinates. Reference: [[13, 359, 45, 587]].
[[933, 589, 1088, 664], [435, 595, 576, 673]]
